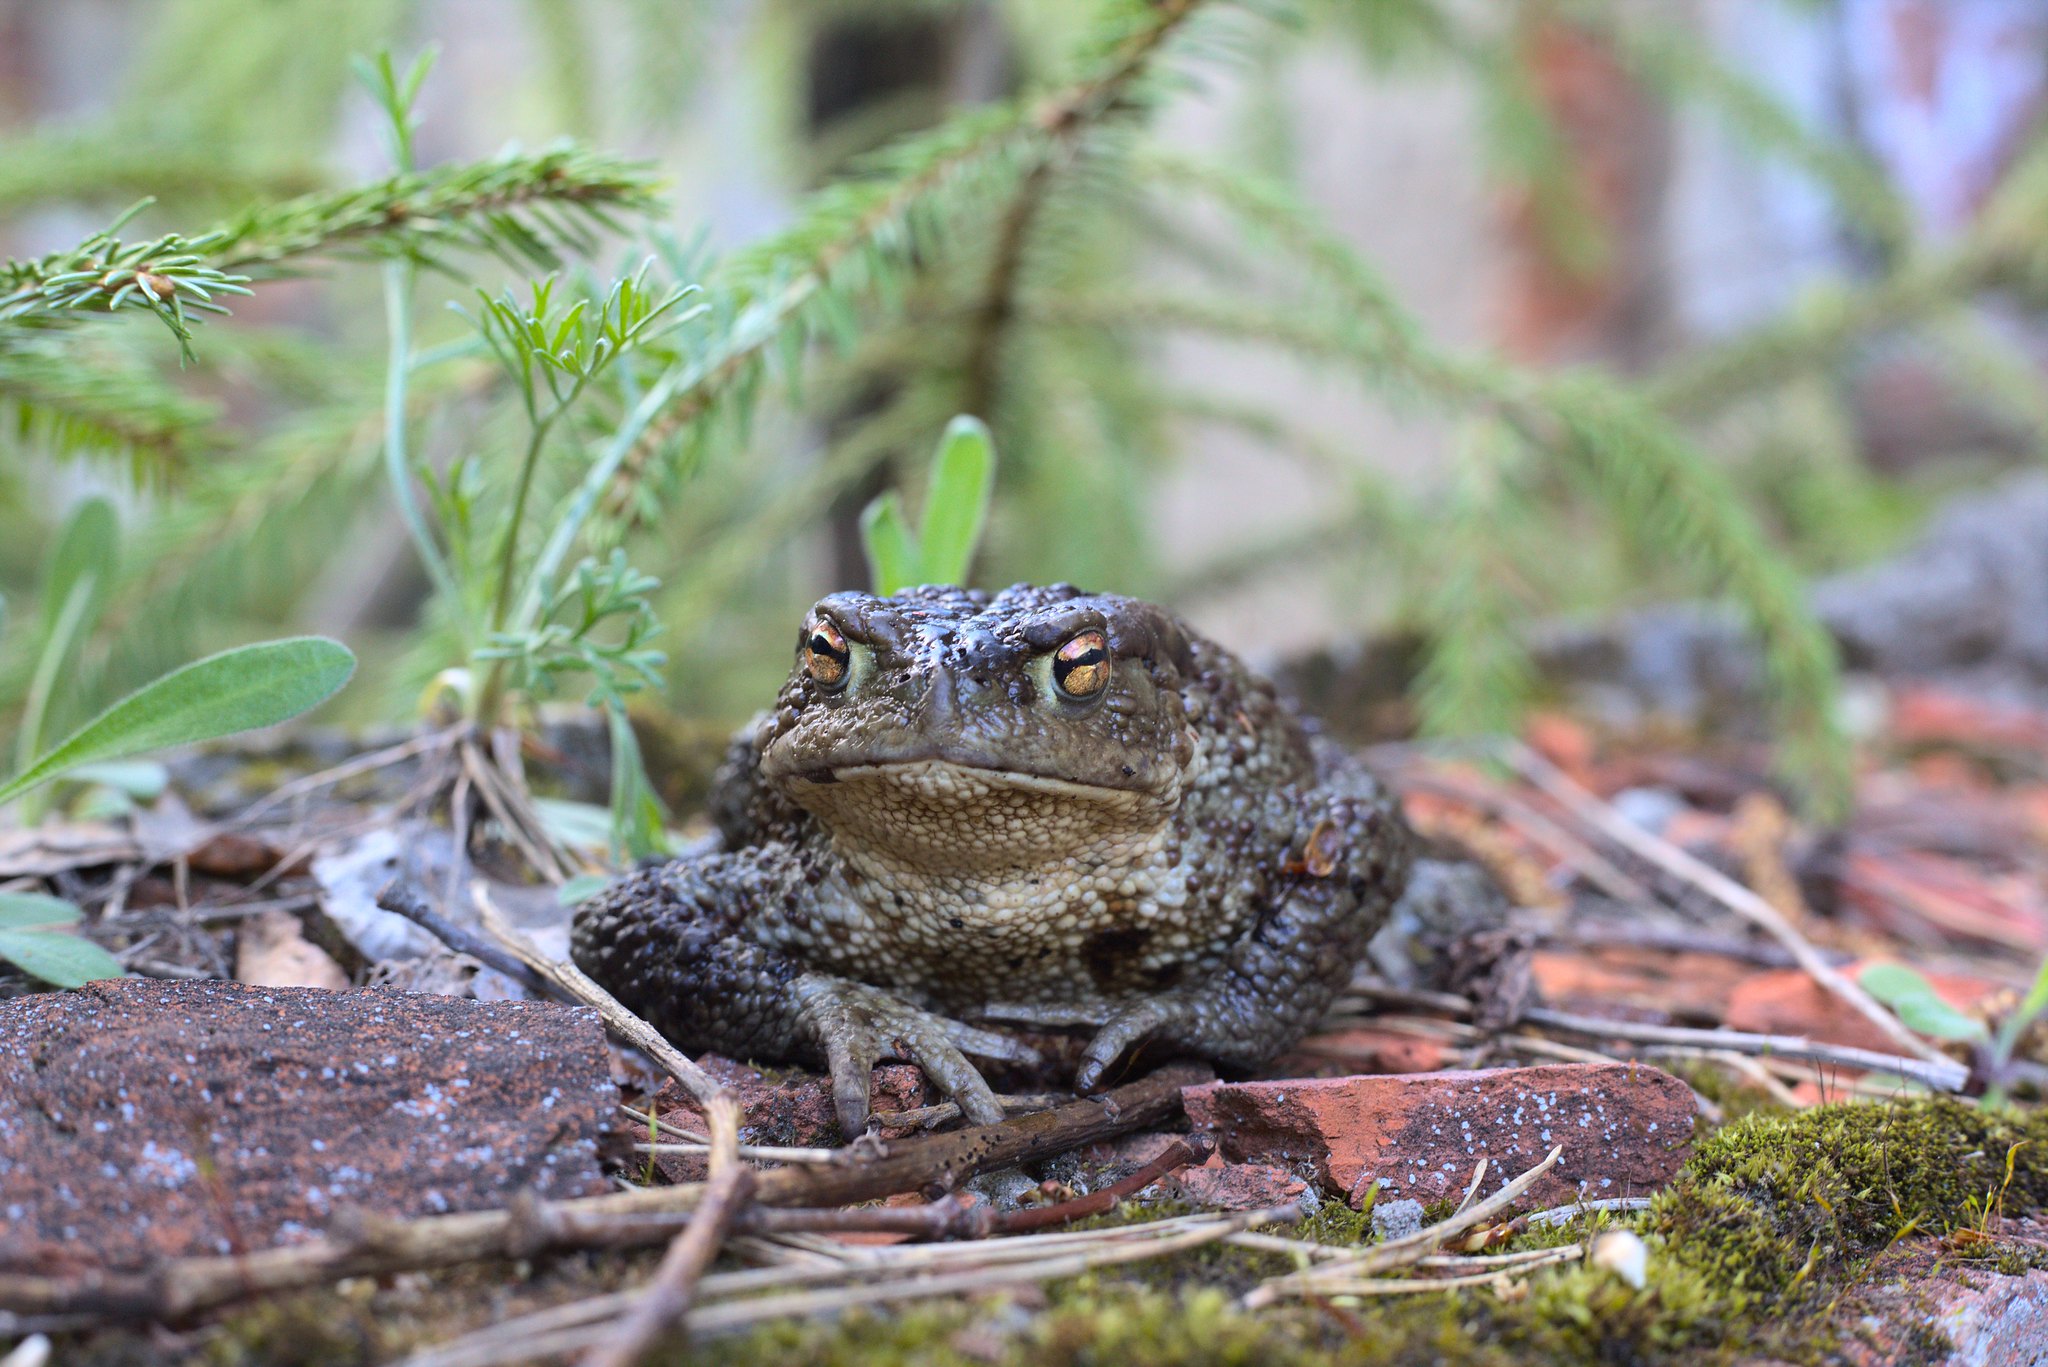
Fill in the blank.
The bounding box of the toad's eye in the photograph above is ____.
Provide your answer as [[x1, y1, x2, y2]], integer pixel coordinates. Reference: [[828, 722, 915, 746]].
[[1052, 629, 1110, 700], [802, 619, 851, 689]]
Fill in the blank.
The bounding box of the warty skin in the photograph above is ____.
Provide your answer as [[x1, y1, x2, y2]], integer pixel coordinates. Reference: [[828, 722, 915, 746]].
[[572, 583, 1413, 1134]]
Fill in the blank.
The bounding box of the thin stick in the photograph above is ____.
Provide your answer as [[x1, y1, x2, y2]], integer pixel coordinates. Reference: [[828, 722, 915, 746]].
[[635, 1142, 842, 1166], [1507, 743, 1950, 1068], [992, 1134, 1213, 1234], [1245, 1145, 1562, 1307], [1519, 1006, 1966, 1091], [1644, 1046, 1809, 1109], [0, 1064, 1204, 1321], [470, 884, 725, 1106], [1397, 769, 1651, 903], [872, 1091, 1069, 1130], [1298, 1244, 1584, 1297], [581, 1096, 756, 1367], [1522, 1197, 1653, 1228], [225, 725, 461, 827], [377, 879, 552, 998], [400, 1207, 1288, 1367]]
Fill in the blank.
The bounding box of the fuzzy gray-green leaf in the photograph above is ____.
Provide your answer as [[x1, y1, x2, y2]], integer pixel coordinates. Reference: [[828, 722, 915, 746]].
[[0, 927, 123, 987], [0, 636, 356, 808]]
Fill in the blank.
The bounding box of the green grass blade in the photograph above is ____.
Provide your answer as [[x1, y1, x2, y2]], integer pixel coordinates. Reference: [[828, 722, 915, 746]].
[[0, 636, 356, 808], [0, 928, 124, 987], [860, 492, 922, 595], [39, 496, 118, 641], [915, 415, 994, 587]]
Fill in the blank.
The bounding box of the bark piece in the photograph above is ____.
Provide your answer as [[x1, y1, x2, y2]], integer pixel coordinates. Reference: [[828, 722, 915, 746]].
[[0, 978, 615, 1273], [1183, 1062, 1694, 1209]]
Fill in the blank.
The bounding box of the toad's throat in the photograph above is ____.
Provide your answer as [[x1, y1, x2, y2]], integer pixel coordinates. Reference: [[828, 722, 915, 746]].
[[777, 757, 1173, 873]]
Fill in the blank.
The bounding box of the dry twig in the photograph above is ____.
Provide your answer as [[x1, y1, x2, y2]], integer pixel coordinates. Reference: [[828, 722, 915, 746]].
[[581, 1096, 756, 1367], [0, 1064, 1205, 1321], [1519, 1005, 1967, 1092], [1246, 1145, 1563, 1308], [1506, 743, 1951, 1068], [468, 884, 726, 1106]]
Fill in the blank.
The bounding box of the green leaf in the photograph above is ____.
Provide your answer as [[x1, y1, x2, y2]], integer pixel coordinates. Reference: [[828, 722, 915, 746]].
[[1893, 994, 1988, 1043], [0, 637, 356, 809], [532, 796, 614, 852], [916, 415, 995, 588], [860, 493, 921, 596], [0, 891, 81, 930], [557, 874, 613, 906], [1859, 961, 1987, 1042], [605, 702, 671, 863], [66, 759, 170, 801], [0, 928, 123, 987], [1858, 962, 1936, 1002]]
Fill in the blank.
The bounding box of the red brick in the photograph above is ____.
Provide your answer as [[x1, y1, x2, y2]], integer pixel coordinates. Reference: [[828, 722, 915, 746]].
[[0, 979, 615, 1273], [1183, 1062, 1694, 1209]]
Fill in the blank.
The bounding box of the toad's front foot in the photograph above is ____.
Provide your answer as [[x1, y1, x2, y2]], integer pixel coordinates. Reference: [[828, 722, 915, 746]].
[[1074, 994, 1232, 1093], [793, 974, 1040, 1135]]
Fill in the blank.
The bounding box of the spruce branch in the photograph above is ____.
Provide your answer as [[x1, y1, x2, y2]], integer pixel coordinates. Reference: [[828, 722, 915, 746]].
[[598, 0, 1220, 521], [1031, 168, 1852, 806], [1648, 129, 2048, 418], [0, 148, 661, 358], [1416, 421, 1541, 741], [0, 203, 252, 361], [0, 341, 221, 468], [1555, 0, 1910, 253], [960, 158, 1057, 421], [204, 144, 661, 272]]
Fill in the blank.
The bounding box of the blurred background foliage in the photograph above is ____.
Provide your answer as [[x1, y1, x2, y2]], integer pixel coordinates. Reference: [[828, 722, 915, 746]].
[[3, 0, 2048, 814]]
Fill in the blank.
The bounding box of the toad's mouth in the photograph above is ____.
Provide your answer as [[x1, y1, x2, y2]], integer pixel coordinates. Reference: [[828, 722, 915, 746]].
[[773, 757, 1174, 870], [790, 757, 1141, 800]]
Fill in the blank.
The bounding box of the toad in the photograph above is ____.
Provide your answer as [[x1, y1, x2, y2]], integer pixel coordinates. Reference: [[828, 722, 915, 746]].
[[572, 584, 1415, 1133]]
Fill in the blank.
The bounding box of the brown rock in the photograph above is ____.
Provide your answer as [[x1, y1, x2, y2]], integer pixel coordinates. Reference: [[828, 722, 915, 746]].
[[0, 979, 616, 1273], [640, 1055, 932, 1181], [1838, 1240, 2048, 1367], [1183, 1062, 1694, 1209], [1164, 1157, 1313, 1212]]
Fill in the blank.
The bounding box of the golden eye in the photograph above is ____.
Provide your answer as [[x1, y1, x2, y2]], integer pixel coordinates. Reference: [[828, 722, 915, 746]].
[[802, 618, 851, 690], [1052, 629, 1110, 700]]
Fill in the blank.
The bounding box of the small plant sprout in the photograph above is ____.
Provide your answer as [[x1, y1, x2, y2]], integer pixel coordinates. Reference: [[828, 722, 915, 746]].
[[861, 415, 996, 594]]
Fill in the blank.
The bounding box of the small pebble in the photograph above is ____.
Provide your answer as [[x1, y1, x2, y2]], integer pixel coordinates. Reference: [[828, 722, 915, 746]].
[[1372, 1197, 1425, 1241]]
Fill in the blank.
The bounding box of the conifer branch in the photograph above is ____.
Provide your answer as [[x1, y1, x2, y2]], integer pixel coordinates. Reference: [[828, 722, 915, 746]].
[[0, 148, 661, 357], [600, 0, 1219, 519], [1031, 278, 1851, 807], [961, 158, 1057, 420], [1648, 130, 2048, 417], [204, 145, 661, 270], [0, 342, 221, 466]]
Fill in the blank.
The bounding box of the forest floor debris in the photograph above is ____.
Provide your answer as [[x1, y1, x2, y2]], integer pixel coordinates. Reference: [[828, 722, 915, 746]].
[[4, 673, 2048, 1360]]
